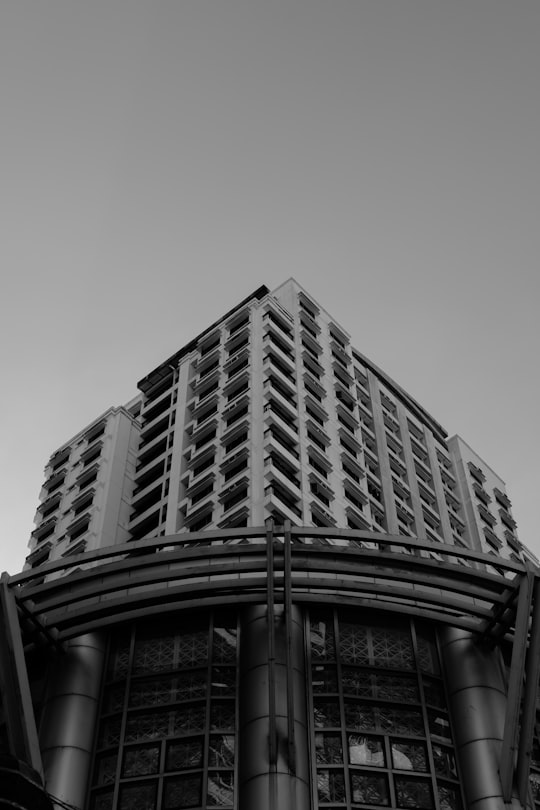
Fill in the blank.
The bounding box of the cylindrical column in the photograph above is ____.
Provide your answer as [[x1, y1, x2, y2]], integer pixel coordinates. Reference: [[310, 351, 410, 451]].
[[440, 627, 523, 810], [39, 633, 106, 810], [238, 605, 310, 810]]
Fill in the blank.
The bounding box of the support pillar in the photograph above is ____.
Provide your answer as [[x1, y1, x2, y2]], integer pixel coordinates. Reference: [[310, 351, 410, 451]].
[[0, 574, 52, 809], [238, 605, 310, 810], [39, 633, 106, 810], [440, 627, 523, 810]]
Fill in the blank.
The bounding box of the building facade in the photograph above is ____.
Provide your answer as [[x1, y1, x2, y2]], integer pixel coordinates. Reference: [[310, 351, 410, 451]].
[[1, 279, 539, 810]]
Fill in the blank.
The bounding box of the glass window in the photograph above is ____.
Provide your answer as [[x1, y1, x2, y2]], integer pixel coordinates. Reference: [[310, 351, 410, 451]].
[[349, 735, 385, 766], [119, 782, 157, 810], [395, 777, 433, 808], [309, 611, 462, 810], [163, 775, 201, 809], [122, 744, 160, 776], [351, 772, 390, 805], [318, 769, 346, 803], [90, 611, 237, 810], [310, 613, 335, 659], [207, 771, 234, 806], [391, 741, 428, 772], [166, 738, 203, 770], [315, 733, 343, 764], [312, 665, 338, 693]]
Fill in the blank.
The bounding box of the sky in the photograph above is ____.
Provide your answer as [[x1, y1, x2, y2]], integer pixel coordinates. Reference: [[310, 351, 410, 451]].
[[1, 1, 538, 575]]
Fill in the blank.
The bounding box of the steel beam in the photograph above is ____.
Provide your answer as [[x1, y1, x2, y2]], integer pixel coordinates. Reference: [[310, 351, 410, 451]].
[[0, 573, 43, 776], [500, 569, 534, 802], [517, 575, 540, 805]]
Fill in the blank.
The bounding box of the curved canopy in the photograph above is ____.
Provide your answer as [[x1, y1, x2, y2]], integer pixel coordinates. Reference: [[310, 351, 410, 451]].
[[8, 525, 532, 645]]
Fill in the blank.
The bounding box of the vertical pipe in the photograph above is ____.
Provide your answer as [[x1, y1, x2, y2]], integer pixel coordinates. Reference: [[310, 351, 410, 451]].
[[283, 520, 296, 775], [39, 633, 106, 810], [440, 627, 522, 810], [238, 605, 310, 810], [266, 519, 277, 769]]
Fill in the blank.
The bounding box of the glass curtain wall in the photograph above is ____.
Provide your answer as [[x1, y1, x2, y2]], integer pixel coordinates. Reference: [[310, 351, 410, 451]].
[[89, 611, 238, 810], [88, 607, 463, 810], [308, 610, 462, 810]]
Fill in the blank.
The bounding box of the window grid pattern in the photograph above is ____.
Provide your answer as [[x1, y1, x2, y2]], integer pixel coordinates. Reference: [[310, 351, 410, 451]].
[[308, 611, 462, 810], [90, 612, 238, 810]]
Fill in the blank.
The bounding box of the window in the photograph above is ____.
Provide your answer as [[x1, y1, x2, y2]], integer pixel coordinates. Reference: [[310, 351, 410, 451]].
[[227, 312, 249, 336], [142, 393, 173, 425], [266, 351, 296, 383], [73, 492, 94, 517], [266, 481, 302, 518], [68, 516, 90, 543], [267, 374, 296, 403], [222, 486, 248, 514], [467, 462, 486, 484], [32, 519, 56, 543], [140, 415, 170, 447], [310, 455, 329, 479], [226, 405, 248, 428], [343, 462, 362, 485], [266, 452, 300, 488], [85, 421, 106, 444], [223, 431, 248, 455], [265, 329, 294, 360], [50, 446, 71, 471], [265, 425, 299, 459], [226, 381, 249, 403], [192, 453, 215, 479], [298, 294, 319, 320], [310, 480, 332, 508], [264, 397, 298, 432], [224, 458, 248, 482], [307, 428, 327, 453], [131, 485, 163, 519], [129, 509, 161, 541], [194, 427, 217, 452], [198, 331, 220, 357], [191, 481, 214, 506], [344, 486, 365, 512], [263, 308, 293, 338], [196, 380, 219, 402], [308, 611, 461, 810], [90, 614, 238, 809], [77, 466, 99, 491]]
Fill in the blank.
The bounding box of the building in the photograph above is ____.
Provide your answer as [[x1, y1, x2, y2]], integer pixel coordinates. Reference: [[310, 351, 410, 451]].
[[1, 279, 539, 810]]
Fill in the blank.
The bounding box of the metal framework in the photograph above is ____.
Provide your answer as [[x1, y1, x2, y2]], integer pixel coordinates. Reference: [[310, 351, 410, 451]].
[[1, 525, 540, 808]]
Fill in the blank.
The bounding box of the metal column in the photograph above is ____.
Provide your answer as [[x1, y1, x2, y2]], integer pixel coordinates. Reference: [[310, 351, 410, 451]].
[[237, 522, 310, 810], [440, 626, 514, 810], [39, 633, 106, 810]]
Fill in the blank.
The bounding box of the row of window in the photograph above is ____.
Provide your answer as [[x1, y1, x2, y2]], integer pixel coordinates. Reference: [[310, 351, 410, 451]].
[[88, 609, 462, 810]]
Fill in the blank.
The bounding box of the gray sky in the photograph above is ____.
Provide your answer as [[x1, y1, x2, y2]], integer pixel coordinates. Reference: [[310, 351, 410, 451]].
[[1, 1, 539, 574]]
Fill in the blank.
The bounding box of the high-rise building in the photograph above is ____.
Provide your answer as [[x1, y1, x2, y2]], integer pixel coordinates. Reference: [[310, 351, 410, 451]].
[[1, 279, 539, 810]]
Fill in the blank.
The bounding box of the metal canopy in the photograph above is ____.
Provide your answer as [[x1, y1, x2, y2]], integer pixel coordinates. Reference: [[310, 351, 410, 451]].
[[7, 526, 529, 645], [2, 525, 540, 810]]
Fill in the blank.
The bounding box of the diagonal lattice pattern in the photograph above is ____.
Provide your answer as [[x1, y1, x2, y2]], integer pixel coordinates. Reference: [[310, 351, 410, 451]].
[[122, 745, 160, 777]]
